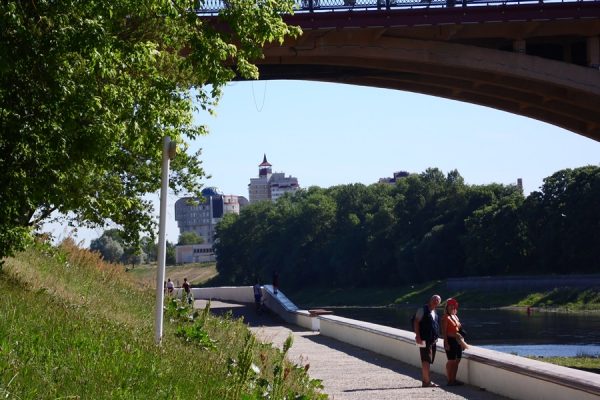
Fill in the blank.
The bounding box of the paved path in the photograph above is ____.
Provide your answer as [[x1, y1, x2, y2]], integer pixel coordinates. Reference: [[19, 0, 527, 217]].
[[198, 300, 509, 400]]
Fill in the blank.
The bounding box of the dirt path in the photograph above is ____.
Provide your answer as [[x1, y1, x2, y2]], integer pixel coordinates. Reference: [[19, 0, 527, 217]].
[[127, 263, 217, 286]]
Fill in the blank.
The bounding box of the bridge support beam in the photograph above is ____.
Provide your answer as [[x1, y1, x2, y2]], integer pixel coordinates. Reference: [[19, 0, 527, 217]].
[[588, 36, 600, 69]]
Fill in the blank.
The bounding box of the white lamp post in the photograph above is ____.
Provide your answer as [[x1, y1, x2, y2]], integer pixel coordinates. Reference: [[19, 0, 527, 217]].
[[154, 136, 176, 344]]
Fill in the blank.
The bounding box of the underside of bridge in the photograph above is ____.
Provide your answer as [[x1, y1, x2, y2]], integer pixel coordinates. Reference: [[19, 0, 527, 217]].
[[255, 3, 600, 141]]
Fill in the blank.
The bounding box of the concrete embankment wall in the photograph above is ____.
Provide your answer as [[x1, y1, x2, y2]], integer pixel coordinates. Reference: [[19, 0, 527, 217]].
[[193, 286, 600, 400]]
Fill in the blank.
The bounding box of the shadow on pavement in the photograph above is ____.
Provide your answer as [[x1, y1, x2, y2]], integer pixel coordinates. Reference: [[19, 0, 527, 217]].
[[301, 332, 423, 379], [198, 299, 290, 328]]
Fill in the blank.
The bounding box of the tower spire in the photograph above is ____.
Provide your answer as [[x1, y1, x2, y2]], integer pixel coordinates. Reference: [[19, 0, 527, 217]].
[[258, 153, 272, 177], [259, 153, 272, 167]]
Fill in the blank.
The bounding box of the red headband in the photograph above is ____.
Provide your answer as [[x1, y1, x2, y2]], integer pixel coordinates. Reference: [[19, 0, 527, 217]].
[[447, 298, 459, 308]]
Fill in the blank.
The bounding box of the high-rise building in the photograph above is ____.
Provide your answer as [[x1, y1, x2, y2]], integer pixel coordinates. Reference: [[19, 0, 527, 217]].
[[378, 171, 410, 184], [248, 154, 299, 203], [517, 178, 524, 192], [174, 187, 248, 263]]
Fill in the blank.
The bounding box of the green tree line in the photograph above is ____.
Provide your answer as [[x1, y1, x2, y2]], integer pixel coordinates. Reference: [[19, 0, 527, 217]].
[[214, 166, 600, 290]]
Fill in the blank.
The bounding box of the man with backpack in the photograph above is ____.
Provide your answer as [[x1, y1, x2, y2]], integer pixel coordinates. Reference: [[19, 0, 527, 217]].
[[413, 294, 442, 387]]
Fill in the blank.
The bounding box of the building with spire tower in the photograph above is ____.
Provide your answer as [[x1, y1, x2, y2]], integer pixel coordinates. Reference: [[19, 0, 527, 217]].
[[248, 154, 299, 203]]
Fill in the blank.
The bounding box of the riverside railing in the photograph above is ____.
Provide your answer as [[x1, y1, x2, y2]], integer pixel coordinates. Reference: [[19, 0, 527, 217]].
[[198, 0, 599, 15]]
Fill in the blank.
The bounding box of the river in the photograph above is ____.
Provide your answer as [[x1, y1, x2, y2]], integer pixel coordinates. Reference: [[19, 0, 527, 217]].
[[326, 306, 600, 357]]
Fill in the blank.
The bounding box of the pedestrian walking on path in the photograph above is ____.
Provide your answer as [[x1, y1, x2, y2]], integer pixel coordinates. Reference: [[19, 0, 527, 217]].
[[182, 277, 192, 304], [272, 270, 279, 295], [253, 280, 263, 313]]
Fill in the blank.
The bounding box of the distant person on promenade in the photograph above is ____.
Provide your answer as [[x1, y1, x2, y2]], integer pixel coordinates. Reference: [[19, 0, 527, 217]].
[[272, 271, 279, 295], [414, 294, 441, 387], [182, 277, 192, 304], [253, 279, 263, 313], [442, 298, 466, 386], [166, 278, 174, 296]]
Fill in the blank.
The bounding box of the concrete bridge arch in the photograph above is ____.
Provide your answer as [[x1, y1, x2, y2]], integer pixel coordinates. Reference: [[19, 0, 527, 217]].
[[255, 4, 600, 140]]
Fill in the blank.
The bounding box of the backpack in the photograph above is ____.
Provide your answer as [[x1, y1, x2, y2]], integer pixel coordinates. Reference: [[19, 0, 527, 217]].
[[409, 305, 427, 331]]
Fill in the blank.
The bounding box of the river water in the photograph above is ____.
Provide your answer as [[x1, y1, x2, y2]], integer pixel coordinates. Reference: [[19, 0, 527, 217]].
[[327, 306, 600, 357]]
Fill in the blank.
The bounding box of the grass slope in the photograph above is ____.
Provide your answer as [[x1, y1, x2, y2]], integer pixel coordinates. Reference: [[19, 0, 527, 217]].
[[0, 240, 325, 399]]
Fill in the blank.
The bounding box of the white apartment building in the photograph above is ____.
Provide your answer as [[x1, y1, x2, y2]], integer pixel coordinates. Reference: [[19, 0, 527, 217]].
[[175, 243, 216, 263], [248, 154, 299, 203]]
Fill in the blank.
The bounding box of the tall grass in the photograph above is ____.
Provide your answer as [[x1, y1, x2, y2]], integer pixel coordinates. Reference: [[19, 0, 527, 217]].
[[0, 239, 326, 399]]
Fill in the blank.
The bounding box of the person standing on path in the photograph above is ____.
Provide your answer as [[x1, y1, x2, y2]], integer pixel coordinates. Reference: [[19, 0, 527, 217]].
[[272, 270, 279, 295], [253, 279, 263, 313], [414, 294, 441, 387], [182, 277, 192, 304], [442, 298, 465, 386]]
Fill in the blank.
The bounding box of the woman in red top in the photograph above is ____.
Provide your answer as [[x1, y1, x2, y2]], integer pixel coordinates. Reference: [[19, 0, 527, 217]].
[[442, 298, 465, 386]]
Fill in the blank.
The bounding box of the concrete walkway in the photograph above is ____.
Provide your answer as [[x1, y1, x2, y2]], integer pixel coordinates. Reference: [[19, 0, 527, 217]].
[[198, 300, 509, 400]]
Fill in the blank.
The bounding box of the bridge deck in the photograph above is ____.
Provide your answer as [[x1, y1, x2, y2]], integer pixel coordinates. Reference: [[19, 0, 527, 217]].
[[199, 300, 509, 400]]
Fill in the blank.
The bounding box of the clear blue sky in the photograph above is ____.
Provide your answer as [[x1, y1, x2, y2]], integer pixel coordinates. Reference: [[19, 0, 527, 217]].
[[46, 80, 600, 246]]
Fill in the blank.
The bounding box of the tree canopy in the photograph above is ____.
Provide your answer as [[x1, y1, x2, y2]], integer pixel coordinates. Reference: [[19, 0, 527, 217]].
[[178, 231, 204, 245], [0, 0, 299, 260], [214, 166, 600, 289], [90, 228, 147, 265]]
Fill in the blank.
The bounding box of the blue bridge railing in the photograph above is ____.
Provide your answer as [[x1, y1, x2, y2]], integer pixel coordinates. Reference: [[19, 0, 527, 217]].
[[198, 0, 595, 14]]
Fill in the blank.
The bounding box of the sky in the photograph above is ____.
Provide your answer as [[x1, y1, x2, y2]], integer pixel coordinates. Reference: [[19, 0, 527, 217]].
[[46, 80, 600, 246]]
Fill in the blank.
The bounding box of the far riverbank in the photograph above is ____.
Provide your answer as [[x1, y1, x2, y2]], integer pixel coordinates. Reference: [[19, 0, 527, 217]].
[[286, 279, 600, 312]]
